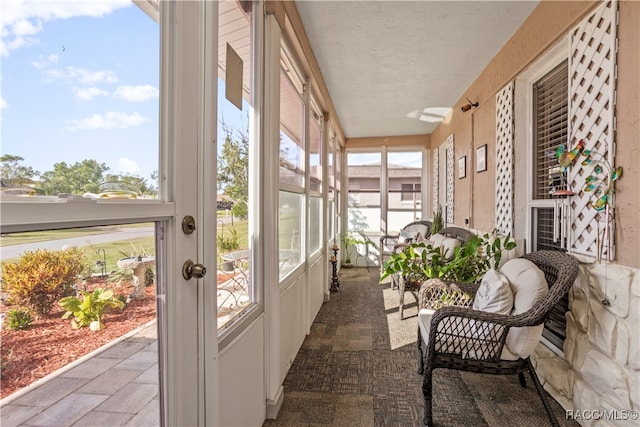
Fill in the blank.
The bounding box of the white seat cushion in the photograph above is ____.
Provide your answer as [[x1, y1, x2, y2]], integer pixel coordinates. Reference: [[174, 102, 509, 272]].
[[500, 258, 548, 358]]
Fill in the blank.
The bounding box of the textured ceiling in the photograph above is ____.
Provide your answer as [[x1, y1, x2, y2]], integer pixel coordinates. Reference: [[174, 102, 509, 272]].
[[295, 1, 539, 138]]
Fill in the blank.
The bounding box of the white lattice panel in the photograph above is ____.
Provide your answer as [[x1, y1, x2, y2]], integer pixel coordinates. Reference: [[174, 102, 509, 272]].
[[568, 0, 618, 258], [433, 149, 439, 214], [446, 134, 454, 224], [495, 82, 514, 235]]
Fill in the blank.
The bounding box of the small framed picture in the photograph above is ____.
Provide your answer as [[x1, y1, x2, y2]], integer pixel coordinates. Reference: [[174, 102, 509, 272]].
[[476, 144, 487, 173], [458, 155, 466, 179]]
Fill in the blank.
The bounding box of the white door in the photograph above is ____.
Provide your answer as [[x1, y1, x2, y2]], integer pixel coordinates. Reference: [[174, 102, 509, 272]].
[[160, 2, 220, 425]]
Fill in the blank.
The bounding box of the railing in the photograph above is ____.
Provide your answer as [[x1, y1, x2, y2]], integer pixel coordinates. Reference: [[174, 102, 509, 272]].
[[216, 257, 250, 329]]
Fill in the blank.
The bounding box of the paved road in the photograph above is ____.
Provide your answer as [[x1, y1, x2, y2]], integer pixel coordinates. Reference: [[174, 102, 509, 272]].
[[0, 227, 155, 261]]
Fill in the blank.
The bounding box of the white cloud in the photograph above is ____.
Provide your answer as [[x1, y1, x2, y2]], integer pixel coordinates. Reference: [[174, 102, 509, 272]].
[[73, 86, 109, 101], [116, 158, 141, 174], [1, 0, 131, 56], [113, 85, 159, 102], [31, 53, 59, 69], [42, 66, 118, 84], [1, 96, 7, 109], [66, 111, 148, 131]]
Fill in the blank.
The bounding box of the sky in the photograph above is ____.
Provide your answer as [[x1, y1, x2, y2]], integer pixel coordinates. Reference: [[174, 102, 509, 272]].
[[1, 0, 160, 182]]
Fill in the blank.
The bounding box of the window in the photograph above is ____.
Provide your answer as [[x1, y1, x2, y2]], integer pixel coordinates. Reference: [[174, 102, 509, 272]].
[[279, 47, 305, 189], [216, 1, 256, 330], [1, 4, 159, 200], [278, 42, 305, 278], [388, 151, 423, 233], [400, 183, 421, 202], [347, 152, 381, 235], [309, 100, 323, 194], [531, 59, 569, 349]]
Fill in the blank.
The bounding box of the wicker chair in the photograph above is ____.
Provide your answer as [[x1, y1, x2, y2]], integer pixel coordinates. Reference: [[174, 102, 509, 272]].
[[379, 220, 432, 275], [416, 250, 579, 427], [396, 226, 475, 319]]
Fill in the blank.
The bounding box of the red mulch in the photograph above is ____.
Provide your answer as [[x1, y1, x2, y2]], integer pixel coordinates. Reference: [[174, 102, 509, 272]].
[[0, 281, 156, 400]]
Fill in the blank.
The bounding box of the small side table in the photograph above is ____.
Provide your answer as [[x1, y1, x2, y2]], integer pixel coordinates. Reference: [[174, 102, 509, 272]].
[[330, 246, 340, 292]]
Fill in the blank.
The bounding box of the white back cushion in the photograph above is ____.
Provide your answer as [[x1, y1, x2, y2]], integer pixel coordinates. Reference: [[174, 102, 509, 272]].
[[500, 258, 548, 358], [473, 268, 513, 315], [440, 237, 461, 260]]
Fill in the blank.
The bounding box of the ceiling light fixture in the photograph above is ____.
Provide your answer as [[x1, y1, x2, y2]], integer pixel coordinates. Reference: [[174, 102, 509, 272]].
[[461, 98, 479, 112]]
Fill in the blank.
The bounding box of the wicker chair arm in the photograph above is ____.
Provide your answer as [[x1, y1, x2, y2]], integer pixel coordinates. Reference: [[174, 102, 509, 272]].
[[425, 305, 548, 362], [418, 279, 478, 311]]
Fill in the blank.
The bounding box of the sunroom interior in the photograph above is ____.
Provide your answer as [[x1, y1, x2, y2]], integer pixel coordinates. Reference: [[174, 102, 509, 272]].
[[1, 1, 638, 426]]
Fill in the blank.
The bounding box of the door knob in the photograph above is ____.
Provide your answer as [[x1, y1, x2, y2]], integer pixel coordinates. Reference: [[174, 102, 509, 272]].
[[182, 259, 207, 280]]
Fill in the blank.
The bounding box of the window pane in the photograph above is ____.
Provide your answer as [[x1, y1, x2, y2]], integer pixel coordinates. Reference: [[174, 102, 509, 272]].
[[309, 106, 322, 194], [347, 152, 380, 235], [309, 196, 321, 254], [217, 1, 254, 330], [388, 151, 422, 232], [279, 69, 304, 188], [0, 223, 158, 399], [1, 4, 159, 199], [533, 60, 568, 199], [279, 191, 303, 279]]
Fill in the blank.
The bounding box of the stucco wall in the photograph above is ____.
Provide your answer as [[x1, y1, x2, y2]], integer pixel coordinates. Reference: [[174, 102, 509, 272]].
[[430, 0, 639, 269], [612, 0, 640, 269], [429, 1, 639, 423]]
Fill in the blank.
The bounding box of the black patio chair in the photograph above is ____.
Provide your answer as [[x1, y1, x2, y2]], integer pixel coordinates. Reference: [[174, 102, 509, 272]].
[[379, 220, 432, 276], [416, 250, 579, 427]]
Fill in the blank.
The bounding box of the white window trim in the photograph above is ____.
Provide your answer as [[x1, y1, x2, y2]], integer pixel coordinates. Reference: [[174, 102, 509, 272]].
[[515, 36, 570, 253]]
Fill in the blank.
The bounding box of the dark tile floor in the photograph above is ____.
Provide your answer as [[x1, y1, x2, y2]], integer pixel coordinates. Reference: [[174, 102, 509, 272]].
[[264, 268, 579, 427]]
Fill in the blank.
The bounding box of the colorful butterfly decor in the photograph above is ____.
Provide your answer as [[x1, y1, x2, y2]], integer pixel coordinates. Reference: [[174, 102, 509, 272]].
[[577, 139, 623, 211], [556, 138, 623, 211]]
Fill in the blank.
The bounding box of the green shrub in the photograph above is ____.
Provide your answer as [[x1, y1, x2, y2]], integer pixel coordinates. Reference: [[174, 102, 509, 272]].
[[144, 267, 155, 286], [59, 288, 125, 331], [2, 248, 87, 317], [5, 309, 34, 330], [217, 227, 240, 253]]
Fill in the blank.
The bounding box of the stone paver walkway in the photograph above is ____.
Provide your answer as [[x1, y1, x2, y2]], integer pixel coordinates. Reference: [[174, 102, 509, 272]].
[[1, 321, 159, 427]]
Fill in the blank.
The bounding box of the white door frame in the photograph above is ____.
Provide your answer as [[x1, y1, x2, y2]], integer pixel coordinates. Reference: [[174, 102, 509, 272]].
[[160, 1, 219, 425]]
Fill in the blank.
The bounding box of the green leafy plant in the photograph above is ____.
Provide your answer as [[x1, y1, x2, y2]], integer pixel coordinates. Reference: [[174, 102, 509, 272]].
[[217, 227, 240, 253], [1, 247, 87, 317], [118, 242, 151, 261], [59, 288, 125, 331], [431, 206, 444, 234], [144, 267, 155, 286], [380, 231, 516, 285], [5, 309, 34, 330], [341, 232, 365, 265]]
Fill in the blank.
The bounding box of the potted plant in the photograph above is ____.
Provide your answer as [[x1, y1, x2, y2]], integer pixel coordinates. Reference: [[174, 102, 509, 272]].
[[341, 232, 365, 267], [380, 231, 516, 285], [431, 206, 444, 234]]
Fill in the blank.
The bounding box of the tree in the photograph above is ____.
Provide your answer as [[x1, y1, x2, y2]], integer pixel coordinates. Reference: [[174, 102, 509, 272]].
[[40, 160, 109, 196], [0, 155, 39, 189], [218, 118, 249, 220]]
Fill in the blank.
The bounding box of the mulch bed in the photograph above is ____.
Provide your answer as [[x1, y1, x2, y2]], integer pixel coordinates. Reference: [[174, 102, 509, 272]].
[[0, 280, 156, 400]]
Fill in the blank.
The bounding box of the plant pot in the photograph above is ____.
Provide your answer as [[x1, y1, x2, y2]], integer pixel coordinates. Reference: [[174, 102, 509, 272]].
[[222, 261, 235, 272], [342, 262, 353, 268]]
